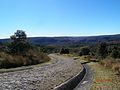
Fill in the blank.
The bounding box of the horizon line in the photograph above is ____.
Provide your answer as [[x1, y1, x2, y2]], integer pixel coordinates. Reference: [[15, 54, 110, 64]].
[[0, 33, 119, 39]]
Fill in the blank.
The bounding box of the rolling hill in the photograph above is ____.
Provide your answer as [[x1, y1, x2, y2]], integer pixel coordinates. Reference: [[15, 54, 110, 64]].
[[0, 34, 120, 46]]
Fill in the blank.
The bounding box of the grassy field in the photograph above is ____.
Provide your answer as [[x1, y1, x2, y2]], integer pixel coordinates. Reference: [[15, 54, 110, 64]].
[[89, 62, 120, 90]]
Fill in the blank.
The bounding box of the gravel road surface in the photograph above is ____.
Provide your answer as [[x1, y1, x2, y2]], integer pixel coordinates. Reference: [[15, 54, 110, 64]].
[[0, 54, 82, 90]]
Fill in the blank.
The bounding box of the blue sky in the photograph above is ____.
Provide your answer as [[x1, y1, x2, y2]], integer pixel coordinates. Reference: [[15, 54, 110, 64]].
[[0, 0, 120, 38]]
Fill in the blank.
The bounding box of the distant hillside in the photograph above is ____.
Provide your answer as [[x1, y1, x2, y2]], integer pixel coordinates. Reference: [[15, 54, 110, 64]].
[[0, 34, 120, 46], [29, 34, 120, 45]]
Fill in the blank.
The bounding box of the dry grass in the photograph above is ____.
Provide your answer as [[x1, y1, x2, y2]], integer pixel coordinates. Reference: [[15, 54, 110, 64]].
[[112, 63, 120, 74], [79, 55, 99, 63], [80, 55, 91, 60], [0, 50, 50, 69], [64, 54, 120, 89], [100, 58, 120, 75], [89, 62, 120, 90]]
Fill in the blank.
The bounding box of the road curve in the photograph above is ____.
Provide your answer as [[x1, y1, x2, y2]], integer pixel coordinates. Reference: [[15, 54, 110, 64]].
[[54, 61, 93, 90], [0, 54, 82, 90], [74, 63, 93, 90]]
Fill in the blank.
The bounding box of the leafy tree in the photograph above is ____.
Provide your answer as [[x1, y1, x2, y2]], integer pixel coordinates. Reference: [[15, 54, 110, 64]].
[[10, 30, 27, 42], [79, 47, 90, 56], [97, 42, 108, 59], [9, 30, 31, 54]]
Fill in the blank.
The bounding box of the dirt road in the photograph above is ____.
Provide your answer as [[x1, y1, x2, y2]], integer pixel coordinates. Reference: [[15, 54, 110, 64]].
[[0, 54, 82, 90]]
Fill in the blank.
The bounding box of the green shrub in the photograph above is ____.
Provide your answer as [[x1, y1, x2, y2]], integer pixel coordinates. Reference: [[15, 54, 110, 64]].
[[97, 42, 108, 59], [60, 48, 69, 54], [111, 49, 120, 59], [79, 46, 90, 56]]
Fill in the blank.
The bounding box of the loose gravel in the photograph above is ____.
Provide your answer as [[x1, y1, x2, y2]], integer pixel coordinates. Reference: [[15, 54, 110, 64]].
[[0, 54, 82, 90]]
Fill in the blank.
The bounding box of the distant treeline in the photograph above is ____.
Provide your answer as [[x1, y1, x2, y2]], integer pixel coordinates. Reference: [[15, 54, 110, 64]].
[[0, 34, 120, 45]]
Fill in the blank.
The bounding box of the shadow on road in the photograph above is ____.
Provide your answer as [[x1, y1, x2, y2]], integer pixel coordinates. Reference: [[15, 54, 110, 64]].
[[81, 62, 90, 64]]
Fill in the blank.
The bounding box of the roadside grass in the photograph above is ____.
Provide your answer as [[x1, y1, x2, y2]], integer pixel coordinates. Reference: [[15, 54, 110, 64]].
[[62, 54, 79, 57], [0, 59, 51, 73], [88, 62, 120, 90], [0, 49, 51, 69], [100, 58, 120, 74], [64, 54, 120, 90]]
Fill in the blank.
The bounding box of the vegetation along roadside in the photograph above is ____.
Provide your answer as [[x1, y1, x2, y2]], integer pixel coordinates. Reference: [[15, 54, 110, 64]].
[[0, 30, 50, 69]]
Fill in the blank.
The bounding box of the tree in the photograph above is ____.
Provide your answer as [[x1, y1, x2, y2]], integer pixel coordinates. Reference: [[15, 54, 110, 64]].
[[9, 30, 31, 54], [11, 30, 27, 42], [79, 47, 90, 56], [97, 42, 108, 59], [60, 48, 69, 54]]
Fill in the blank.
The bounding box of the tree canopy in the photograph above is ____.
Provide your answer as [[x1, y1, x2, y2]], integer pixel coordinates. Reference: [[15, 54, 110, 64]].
[[9, 30, 31, 54]]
